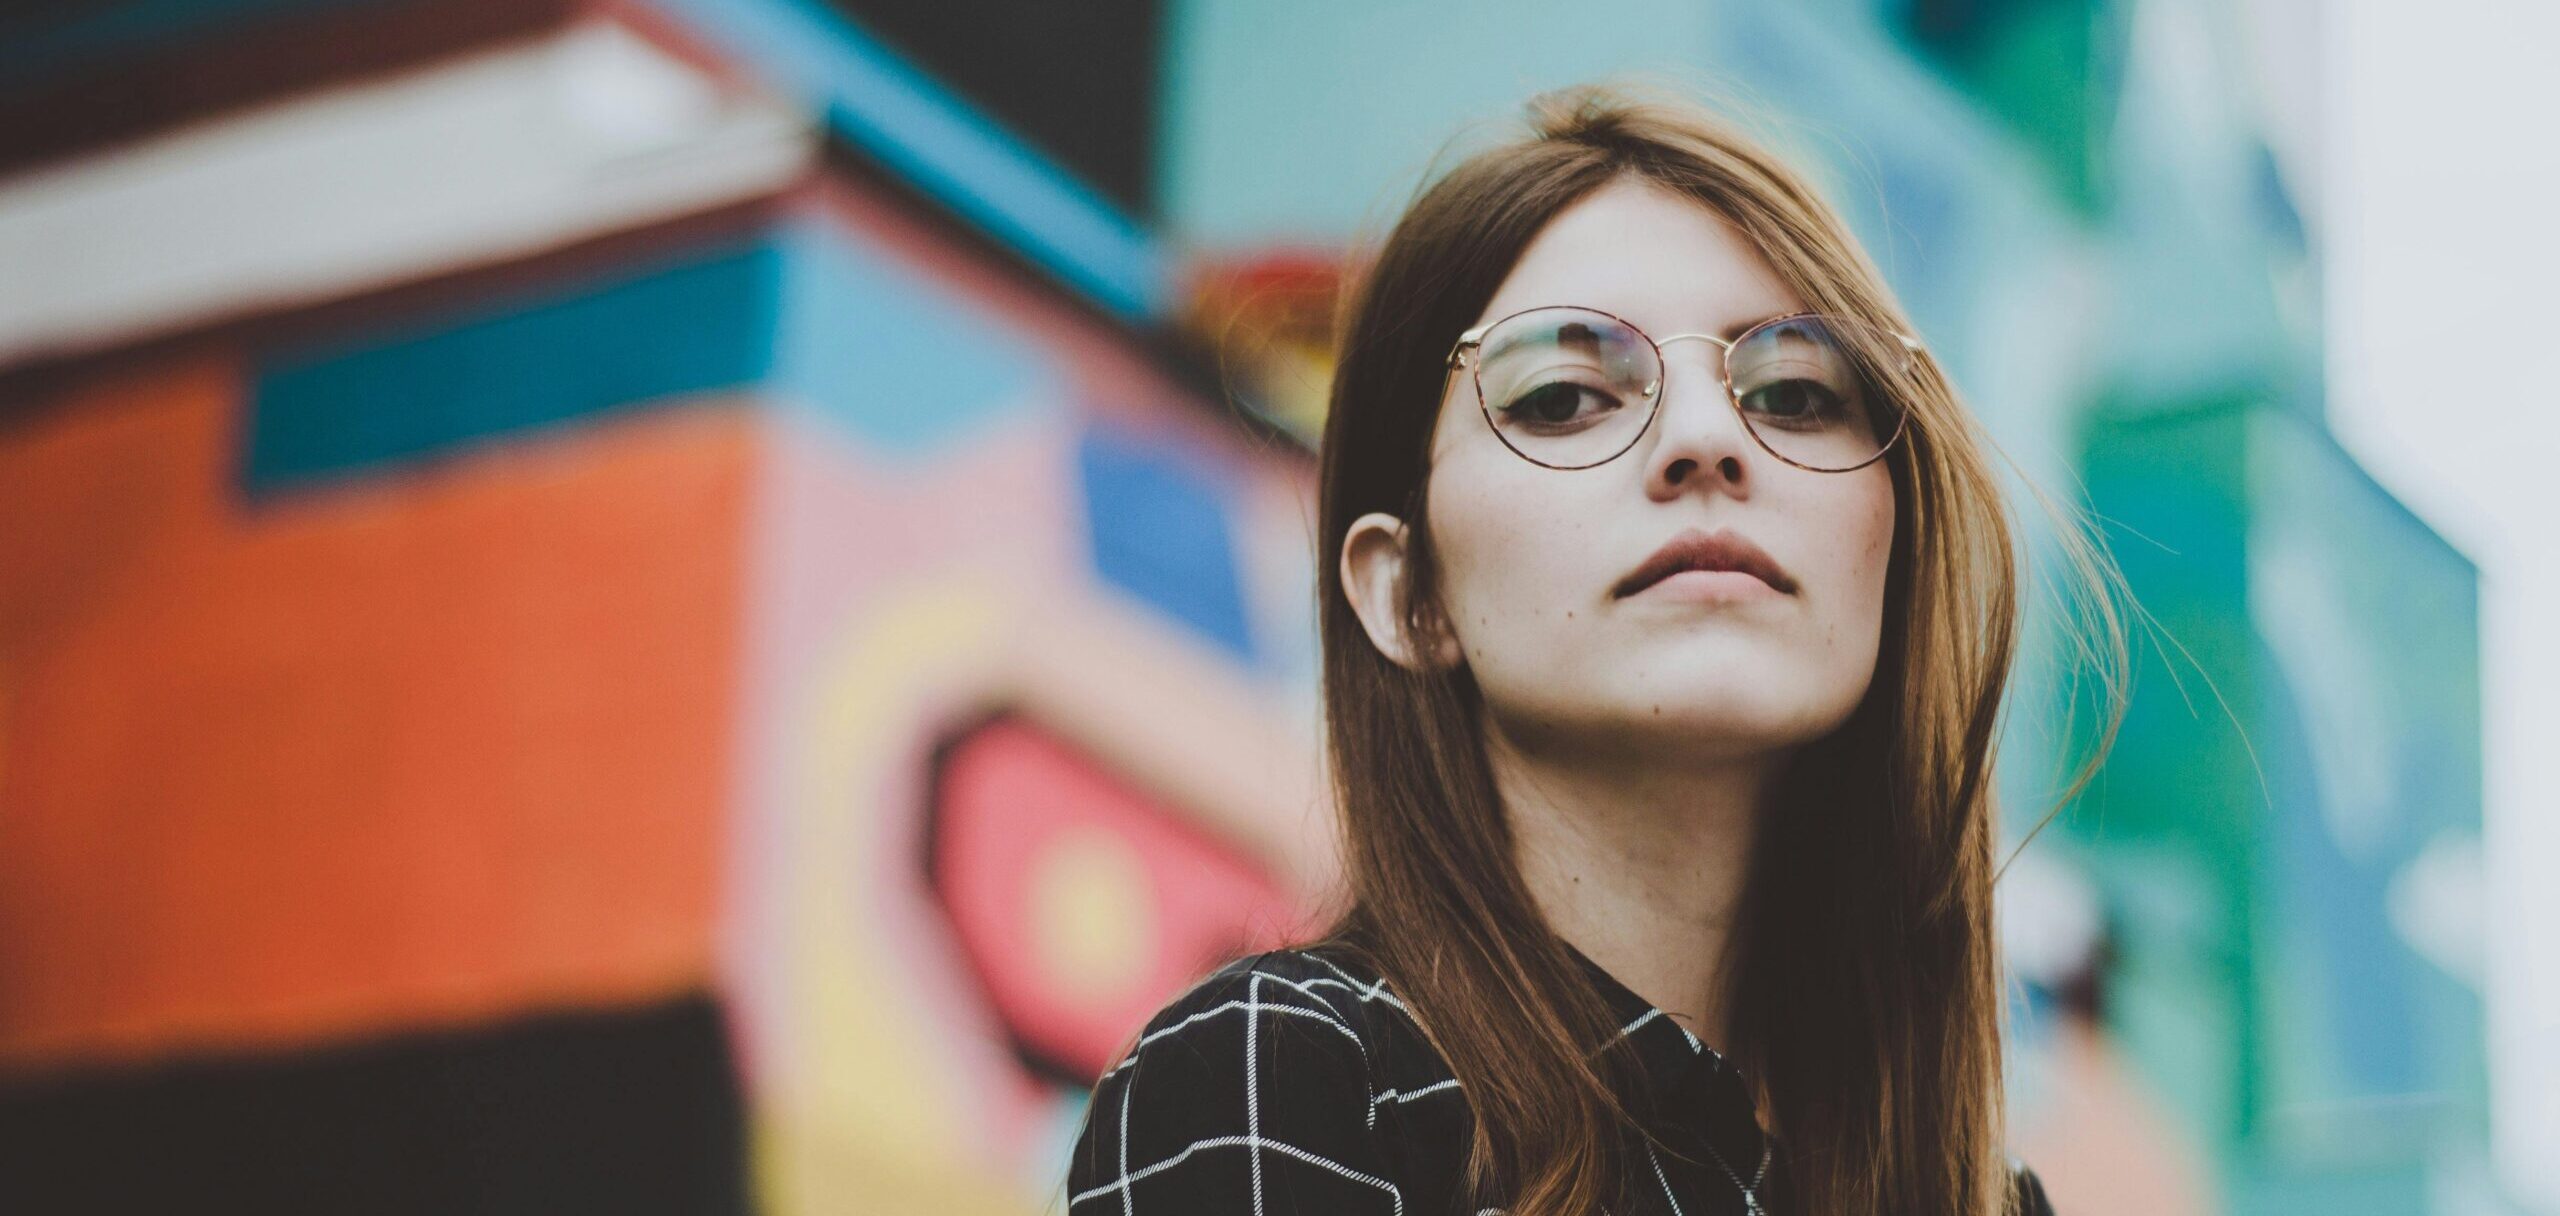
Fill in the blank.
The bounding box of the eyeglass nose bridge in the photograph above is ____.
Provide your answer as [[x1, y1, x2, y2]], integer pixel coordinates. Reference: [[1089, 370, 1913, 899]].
[[1651, 331, 1733, 352], [1646, 331, 1736, 390]]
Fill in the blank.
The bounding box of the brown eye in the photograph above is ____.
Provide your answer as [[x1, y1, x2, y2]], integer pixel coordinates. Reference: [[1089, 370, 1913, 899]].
[[1737, 379, 1854, 430], [1497, 380, 1625, 429]]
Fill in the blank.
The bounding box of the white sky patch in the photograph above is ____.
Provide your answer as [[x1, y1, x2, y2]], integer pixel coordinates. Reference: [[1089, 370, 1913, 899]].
[[2321, 1, 2560, 1209]]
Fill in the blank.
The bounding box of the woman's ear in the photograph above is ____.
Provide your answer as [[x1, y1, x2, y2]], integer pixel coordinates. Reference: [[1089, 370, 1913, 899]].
[[1339, 511, 1462, 673]]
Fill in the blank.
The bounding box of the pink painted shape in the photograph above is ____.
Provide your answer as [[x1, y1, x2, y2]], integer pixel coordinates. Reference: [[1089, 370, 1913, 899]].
[[930, 715, 1294, 1083]]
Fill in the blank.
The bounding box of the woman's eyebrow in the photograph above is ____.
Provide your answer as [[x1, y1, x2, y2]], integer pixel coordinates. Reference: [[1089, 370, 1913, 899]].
[[1717, 311, 1791, 340]]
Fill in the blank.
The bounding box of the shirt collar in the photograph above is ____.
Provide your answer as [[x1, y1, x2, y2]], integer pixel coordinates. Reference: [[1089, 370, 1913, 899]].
[[1562, 940, 1725, 1080], [1561, 938, 1774, 1158]]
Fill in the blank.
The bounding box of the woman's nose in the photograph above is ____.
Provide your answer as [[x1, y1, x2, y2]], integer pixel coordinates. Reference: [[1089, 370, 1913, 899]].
[[1639, 344, 1758, 497]]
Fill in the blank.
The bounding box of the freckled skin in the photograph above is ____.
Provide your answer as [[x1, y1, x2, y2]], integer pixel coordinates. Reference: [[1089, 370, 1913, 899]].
[[1419, 177, 1896, 767]]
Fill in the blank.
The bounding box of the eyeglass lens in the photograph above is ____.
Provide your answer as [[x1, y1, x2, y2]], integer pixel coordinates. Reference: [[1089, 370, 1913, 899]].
[[1472, 307, 1909, 471]]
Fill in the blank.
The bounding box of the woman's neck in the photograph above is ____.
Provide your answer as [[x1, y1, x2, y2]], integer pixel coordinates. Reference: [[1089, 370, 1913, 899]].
[[1484, 721, 1775, 1054]]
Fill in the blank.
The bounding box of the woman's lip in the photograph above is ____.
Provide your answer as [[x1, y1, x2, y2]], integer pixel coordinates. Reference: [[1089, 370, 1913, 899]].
[[1612, 527, 1796, 598], [1628, 569, 1783, 602]]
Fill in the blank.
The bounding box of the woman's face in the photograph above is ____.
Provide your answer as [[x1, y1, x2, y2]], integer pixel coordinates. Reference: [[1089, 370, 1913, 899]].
[[1341, 175, 1897, 765]]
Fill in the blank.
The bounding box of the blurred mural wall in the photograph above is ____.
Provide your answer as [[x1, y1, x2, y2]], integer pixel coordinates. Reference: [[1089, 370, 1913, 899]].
[[0, 1, 2506, 1214]]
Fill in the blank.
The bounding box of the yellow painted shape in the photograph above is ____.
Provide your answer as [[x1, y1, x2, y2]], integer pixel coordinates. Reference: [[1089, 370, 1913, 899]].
[[757, 573, 1027, 1215], [1027, 824, 1156, 1013]]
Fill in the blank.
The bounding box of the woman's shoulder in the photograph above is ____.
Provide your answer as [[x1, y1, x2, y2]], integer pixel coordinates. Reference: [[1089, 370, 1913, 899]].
[[1068, 946, 1414, 1213], [1111, 943, 1405, 1067]]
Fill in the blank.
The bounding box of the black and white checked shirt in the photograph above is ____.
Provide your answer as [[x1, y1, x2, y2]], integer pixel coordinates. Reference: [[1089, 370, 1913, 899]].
[[1065, 943, 2058, 1215]]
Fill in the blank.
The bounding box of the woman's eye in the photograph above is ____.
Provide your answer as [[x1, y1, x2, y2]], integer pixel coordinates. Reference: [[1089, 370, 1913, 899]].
[[1740, 378, 1851, 428], [1498, 380, 1621, 428]]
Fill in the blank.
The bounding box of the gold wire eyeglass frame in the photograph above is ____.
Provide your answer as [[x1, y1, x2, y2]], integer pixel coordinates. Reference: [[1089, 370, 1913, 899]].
[[1440, 304, 1928, 473]]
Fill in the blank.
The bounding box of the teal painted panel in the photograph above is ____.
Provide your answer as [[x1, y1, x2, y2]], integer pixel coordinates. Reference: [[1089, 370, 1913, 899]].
[[246, 219, 1060, 492], [2072, 397, 2267, 1157], [2228, 1161, 2431, 1216], [2073, 396, 2488, 1191], [2245, 408, 2486, 1165], [1159, 0, 1708, 246], [1886, 0, 2124, 215], [244, 238, 785, 494]]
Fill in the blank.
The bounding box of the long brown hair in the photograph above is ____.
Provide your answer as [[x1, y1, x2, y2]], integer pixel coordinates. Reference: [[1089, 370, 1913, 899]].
[[1307, 80, 2130, 1216]]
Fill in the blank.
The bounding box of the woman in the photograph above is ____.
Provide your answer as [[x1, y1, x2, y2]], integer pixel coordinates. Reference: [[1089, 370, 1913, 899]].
[[1065, 80, 2125, 1216]]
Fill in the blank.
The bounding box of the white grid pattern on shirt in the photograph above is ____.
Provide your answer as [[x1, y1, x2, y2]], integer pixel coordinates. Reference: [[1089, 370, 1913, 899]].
[[1073, 950, 1777, 1215], [1247, 973, 1265, 1215], [1070, 961, 1406, 1215], [1099, 998, 1360, 1080], [1078, 949, 2054, 1215], [1706, 1138, 1771, 1216], [1070, 1135, 1407, 1213], [1648, 1142, 1690, 1216]]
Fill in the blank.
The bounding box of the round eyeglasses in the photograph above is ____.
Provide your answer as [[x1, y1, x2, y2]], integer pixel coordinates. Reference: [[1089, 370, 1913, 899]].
[[1441, 305, 1924, 472]]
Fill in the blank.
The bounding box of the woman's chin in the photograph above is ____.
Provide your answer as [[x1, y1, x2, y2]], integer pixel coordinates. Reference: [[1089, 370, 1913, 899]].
[[1597, 675, 1855, 746], [1627, 702, 1802, 740]]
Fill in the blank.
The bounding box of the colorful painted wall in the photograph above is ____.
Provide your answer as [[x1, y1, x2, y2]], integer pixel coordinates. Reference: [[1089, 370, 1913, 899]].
[[0, 1, 2504, 1214], [0, 2, 1321, 1212]]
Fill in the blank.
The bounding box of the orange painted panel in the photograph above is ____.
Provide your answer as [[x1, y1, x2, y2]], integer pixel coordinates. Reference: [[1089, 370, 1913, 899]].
[[0, 350, 753, 1072]]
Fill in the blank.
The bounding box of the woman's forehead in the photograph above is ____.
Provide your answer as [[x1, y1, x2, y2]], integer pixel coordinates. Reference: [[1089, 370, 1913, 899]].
[[1476, 183, 1804, 336]]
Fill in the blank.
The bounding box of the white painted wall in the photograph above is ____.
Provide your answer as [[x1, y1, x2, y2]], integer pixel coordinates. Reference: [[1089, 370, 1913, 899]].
[[0, 18, 813, 369]]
